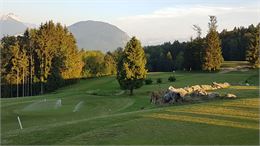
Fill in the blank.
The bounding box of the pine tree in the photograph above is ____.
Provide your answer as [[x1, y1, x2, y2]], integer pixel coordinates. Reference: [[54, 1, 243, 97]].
[[246, 24, 260, 68], [117, 37, 147, 95], [202, 16, 224, 71]]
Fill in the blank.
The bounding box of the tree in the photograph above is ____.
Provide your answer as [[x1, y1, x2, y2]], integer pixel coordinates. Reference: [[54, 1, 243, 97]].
[[166, 51, 174, 71], [175, 52, 184, 70], [202, 16, 224, 71], [33, 21, 56, 94], [104, 52, 116, 75], [193, 25, 202, 38], [246, 24, 260, 68], [117, 37, 147, 95]]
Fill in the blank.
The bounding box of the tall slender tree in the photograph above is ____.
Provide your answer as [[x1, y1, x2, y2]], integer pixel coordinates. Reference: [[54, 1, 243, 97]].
[[202, 16, 224, 71]]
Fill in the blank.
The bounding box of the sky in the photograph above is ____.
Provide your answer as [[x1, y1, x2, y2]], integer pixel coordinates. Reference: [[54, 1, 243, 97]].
[[1, 0, 259, 45]]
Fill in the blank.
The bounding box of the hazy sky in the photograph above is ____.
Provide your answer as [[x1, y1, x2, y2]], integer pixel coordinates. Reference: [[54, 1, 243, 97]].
[[1, 0, 259, 45]]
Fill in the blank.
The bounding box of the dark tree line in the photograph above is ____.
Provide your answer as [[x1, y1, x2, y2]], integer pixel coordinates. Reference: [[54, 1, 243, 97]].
[[220, 24, 259, 61], [145, 21, 260, 72]]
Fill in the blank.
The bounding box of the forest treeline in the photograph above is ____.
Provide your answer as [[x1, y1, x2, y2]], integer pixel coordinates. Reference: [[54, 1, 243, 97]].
[[1, 18, 259, 98], [145, 23, 259, 71]]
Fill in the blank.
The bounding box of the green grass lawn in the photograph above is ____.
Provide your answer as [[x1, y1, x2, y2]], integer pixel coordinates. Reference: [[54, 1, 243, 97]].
[[221, 61, 250, 68], [1, 69, 259, 145]]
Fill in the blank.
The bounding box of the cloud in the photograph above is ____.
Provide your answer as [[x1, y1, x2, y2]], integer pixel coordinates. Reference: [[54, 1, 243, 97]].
[[114, 5, 259, 45]]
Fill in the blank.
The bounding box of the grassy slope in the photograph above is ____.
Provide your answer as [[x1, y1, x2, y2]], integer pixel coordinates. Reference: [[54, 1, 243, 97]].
[[1, 69, 259, 145]]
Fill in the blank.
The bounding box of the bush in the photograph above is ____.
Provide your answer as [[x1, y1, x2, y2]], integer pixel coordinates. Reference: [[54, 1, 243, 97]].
[[168, 76, 176, 82], [145, 78, 153, 85], [156, 78, 162, 84]]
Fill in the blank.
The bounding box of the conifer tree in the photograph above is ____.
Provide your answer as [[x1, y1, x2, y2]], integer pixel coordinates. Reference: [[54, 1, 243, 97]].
[[202, 16, 224, 71], [246, 24, 260, 68], [117, 37, 147, 95]]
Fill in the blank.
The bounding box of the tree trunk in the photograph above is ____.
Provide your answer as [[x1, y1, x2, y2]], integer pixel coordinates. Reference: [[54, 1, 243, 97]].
[[41, 82, 44, 94], [17, 69, 19, 98], [22, 68, 25, 97], [10, 84, 13, 97], [130, 87, 133, 96], [30, 65, 33, 96]]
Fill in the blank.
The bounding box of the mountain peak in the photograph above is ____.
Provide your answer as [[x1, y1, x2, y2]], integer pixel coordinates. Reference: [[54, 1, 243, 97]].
[[68, 20, 130, 52], [1, 13, 21, 21]]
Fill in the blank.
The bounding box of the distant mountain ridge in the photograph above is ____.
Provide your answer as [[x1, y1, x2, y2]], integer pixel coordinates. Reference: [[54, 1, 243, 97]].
[[0, 13, 130, 52], [0, 13, 28, 38], [68, 20, 130, 52]]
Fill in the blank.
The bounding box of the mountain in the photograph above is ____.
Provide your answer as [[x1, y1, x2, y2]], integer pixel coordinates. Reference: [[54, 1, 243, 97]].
[[0, 14, 130, 52], [0, 13, 37, 38], [0, 13, 27, 38], [68, 20, 130, 52]]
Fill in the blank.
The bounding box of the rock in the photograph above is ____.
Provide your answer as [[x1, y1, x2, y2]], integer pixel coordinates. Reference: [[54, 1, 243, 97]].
[[225, 93, 237, 99], [183, 95, 193, 102], [168, 86, 188, 97], [176, 88, 188, 97], [197, 89, 208, 96], [184, 87, 193, 94], [208, 92, 220, 99], [163, 92, 174, 103], [190, 85, 201, 91], [200, 85, 214, 91], [212, 82, 230, 89]]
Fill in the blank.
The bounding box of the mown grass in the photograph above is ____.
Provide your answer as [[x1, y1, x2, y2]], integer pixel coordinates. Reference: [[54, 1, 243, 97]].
[[221, 61, 249, 68], [1, 68, 259, 145]]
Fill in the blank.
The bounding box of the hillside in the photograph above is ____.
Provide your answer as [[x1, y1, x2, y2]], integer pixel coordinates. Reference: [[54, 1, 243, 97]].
[[1, 69, 259, 145], [68, 20, 130, 52]]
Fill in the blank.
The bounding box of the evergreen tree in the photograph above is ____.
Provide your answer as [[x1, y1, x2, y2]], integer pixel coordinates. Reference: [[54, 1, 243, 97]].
[[202, 16, 224, 71], [117, 37, 147, 95], [246, 24, 260, 68]]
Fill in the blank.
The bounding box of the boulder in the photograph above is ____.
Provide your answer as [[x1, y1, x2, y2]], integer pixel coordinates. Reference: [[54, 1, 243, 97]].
[[200, 85, 214, 91], [208, 92, 220, 99], [184, 87, 193, 94], [225, 93, 237, 99], [163, 91, 174, 103], [191, 85, 202, 91], [183, 95, 193, 102], [190, 89, 208, 97], [212, 82, 230, 89], [168, 86, 188, 97]]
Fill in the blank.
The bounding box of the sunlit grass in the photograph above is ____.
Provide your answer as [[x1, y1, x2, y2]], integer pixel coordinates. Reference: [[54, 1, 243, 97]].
[[167, 106, 259, 119], [171, 111, 259, 121], [230, 86, 259, 90], [145, 113, 259, 130], [222, 98, 260, 109], [146, 98, 259, 131]]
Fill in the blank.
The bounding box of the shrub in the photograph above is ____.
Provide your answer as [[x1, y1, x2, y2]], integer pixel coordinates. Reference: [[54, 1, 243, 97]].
[[145, 78, 153, 85], [157, 78, 162, 84], [168, 76, 176, 82]]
